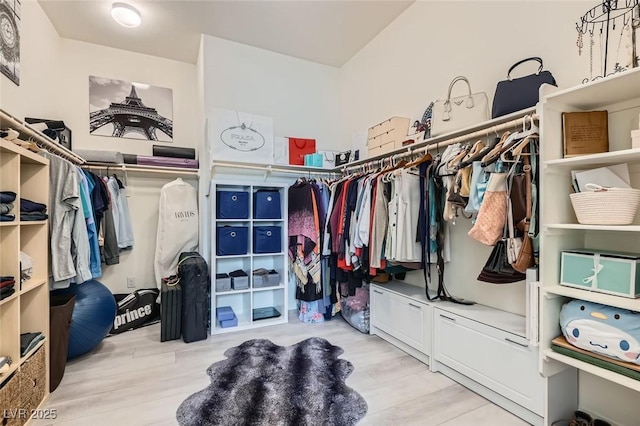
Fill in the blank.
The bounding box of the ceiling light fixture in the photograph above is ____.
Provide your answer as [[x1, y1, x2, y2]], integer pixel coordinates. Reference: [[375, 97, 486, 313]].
[[111, 2, 141, 28]]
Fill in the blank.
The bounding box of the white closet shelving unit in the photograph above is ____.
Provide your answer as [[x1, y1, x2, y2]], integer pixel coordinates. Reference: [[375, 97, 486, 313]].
[[209, 181, 289, 334], [0, 137, 50, 421], [539, 67, 640, 421], [365, 108, 562, 426]]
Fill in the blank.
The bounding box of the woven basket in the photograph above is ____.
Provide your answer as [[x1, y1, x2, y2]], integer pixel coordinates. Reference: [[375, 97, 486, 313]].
[[18, 345, 46, 420], [0, 370, 24, 426], [570, 185, 640, 225]]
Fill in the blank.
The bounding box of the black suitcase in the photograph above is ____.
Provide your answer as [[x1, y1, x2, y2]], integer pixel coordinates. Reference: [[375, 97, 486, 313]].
[[161, 279, 182, 342], [178, 252, 210, 343]]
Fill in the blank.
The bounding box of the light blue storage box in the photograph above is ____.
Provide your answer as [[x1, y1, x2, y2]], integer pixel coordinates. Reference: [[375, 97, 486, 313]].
[[219, 314, 238, 328], [560, 249, 640, 298]]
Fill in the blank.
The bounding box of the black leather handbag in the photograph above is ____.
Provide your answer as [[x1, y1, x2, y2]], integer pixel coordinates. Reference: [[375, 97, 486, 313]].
[[477, 238, 526, 284], [491, 57, 556, 118]]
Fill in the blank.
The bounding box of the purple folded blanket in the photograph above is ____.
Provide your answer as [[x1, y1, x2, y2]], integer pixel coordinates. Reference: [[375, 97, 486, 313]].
[[136, 156, 199, 169]]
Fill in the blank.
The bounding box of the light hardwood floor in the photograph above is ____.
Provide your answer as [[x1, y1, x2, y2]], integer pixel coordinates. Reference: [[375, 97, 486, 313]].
[[35, 313, 530, 426]]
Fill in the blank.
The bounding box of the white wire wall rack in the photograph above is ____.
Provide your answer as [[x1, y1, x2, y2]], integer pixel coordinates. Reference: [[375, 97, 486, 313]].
[[0, 108, 85, 165]]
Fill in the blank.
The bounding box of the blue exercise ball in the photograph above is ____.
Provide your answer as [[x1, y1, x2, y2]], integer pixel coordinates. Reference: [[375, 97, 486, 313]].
[[54, 280, 117, 360]]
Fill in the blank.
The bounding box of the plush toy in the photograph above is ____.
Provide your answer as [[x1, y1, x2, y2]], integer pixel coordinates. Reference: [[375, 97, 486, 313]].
[[560, 300, 640, 365]]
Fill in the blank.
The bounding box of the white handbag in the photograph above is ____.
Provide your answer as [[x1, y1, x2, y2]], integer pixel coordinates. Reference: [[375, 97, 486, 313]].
[[431, 76, 489, 137]]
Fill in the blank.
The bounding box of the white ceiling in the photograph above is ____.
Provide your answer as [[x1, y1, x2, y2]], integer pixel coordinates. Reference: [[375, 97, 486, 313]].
[[38, 0, 414, 67]]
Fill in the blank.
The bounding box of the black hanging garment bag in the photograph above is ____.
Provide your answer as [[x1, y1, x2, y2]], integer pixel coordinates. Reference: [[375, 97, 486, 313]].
[[178, 252, 210, 343]]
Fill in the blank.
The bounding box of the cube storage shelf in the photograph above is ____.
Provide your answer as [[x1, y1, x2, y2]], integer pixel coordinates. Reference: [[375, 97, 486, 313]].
[[539, 68, 640, 422], [210, 181, 288, 334], [0, 138, 50, 422]]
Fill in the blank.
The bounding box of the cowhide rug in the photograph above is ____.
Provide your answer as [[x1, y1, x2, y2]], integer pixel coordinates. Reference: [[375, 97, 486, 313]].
[[176, 337, 367, 425]]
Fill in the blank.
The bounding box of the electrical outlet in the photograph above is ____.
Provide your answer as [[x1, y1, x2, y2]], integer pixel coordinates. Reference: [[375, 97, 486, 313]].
[[127, 276, 136, 288]]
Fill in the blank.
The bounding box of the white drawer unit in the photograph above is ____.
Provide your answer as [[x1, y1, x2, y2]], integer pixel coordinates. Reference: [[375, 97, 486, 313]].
[[433, 307, 544, 418], [370, 283, 432, 364]]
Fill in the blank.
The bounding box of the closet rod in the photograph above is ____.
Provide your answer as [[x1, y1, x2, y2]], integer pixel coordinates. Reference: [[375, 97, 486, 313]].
[[340, 112, 539, 174], [0, 108, 86, 165], [82, 163, 199, 176], [212, 161, 336, 176]]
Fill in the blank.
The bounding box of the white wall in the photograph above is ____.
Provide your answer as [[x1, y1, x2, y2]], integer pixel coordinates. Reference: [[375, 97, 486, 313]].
[[0, 0, 62, 118], [54, 38, 200, 294], [339, 1, 592, 140], [56, 38, 199, 155], [338, 0, 593, 315], [2, 0, 201, 294], [201, 35, 341, 150], [200, 35, 342, 308]]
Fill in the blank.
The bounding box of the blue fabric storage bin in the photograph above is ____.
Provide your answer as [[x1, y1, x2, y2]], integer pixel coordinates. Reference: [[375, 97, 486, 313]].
[[216, 226, 248, 256], [254, 190, 281, 219], [216, 191, 249, 219], [253, 226, 282, 254], [216, 306, 235, 322]]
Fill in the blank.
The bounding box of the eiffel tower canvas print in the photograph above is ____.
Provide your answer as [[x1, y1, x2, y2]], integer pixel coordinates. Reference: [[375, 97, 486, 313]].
[[89, 76, 173, 142]]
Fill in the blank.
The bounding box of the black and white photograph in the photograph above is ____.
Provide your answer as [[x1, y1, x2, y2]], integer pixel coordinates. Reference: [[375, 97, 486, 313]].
[[0, 0, 20, 85], [89, 75, 173, 142]]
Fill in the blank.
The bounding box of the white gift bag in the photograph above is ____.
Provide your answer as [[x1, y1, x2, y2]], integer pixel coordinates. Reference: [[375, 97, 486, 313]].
[[273, 136, 289, 165], [318, 150, 340, 168], [210, 109, 274, 164]]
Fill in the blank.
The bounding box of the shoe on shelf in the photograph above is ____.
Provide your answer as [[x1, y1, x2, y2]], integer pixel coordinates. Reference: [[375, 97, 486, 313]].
[[570, 411, 593, 426], [592, 420, 612, 426]]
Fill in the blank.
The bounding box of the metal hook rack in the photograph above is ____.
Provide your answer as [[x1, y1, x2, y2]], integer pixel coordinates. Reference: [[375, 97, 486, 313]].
[[576, 0, 640, 81]]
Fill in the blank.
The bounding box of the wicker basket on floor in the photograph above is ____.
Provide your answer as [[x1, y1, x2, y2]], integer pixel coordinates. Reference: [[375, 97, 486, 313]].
[[570, 185, 640, 225]]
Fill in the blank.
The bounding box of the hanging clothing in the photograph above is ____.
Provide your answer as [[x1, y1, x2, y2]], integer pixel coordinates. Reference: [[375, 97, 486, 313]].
[[288, 180, 322, 302], [369, 173, 389, 270], [106, 177, 135, 249], [42, 152, 80, 285], [85, 171, 110, 239], [71, 174, 92, 284], [102, 197, 119, 265], [79, 169, 102, 279]]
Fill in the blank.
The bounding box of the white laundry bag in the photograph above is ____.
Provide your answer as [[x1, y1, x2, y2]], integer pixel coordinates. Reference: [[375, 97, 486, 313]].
[[154, 178, 199, 287]]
